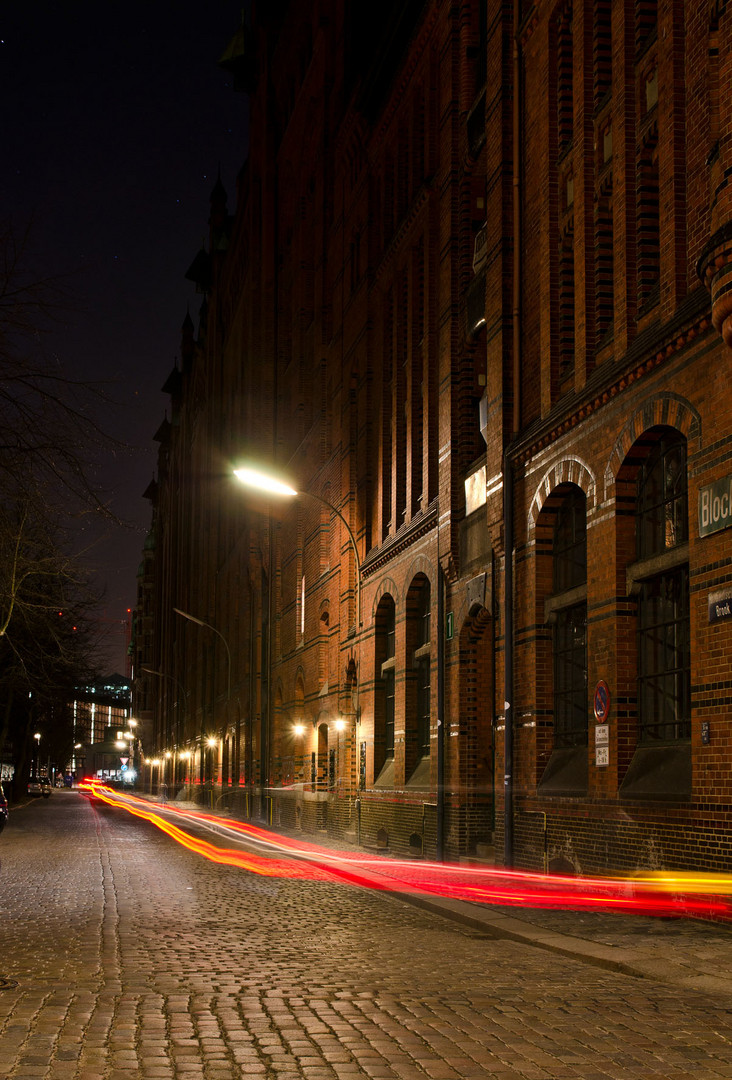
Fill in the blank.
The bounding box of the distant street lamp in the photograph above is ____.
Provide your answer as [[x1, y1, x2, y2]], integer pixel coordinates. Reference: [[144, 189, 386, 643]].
[[142, 667, 188, 781], [173, 609, 233, 794]]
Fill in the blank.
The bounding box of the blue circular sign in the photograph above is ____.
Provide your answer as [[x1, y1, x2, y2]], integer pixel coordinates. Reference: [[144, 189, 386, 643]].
[[593, 680, 611, 723]]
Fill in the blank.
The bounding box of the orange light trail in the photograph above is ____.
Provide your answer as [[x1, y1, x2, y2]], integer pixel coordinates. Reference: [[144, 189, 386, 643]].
[[80, 781, 732, 920]]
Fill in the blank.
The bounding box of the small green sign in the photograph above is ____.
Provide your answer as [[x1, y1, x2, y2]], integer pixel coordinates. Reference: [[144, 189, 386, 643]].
[[446, 611, 454, 640]]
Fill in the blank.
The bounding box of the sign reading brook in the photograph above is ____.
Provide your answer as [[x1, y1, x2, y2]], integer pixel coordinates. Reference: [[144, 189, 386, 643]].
[[698, 474, 732, 537]]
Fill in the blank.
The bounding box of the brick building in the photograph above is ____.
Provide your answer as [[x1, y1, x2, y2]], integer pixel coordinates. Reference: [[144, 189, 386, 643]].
[[134, 0, 732, 873]]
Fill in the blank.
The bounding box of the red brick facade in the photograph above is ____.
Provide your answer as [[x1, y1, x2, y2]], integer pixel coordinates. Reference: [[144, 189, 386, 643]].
[[133, 0, 732, 873]]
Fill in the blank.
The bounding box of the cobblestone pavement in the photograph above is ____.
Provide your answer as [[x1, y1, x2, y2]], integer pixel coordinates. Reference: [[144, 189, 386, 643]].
[[2, 793, 732, 1079]]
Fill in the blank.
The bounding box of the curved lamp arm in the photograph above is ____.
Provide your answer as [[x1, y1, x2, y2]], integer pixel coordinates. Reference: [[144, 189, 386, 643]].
[[173, 608, 231, 701]]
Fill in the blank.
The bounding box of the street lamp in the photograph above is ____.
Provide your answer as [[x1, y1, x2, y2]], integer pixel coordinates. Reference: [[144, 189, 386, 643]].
[[173, 609, 233, 796], [233, 464, 363, 827], [142, 667, 188, 785], [233, 467, 362, 631]]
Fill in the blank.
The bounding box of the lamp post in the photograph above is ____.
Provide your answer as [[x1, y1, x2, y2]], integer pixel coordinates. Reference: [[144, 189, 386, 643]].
[[233, 468, 362, 632], [142, 667, 188, 790], [33, 732, 41, 778], [233, 465, 363, 828], [173, 609, 233, 799]]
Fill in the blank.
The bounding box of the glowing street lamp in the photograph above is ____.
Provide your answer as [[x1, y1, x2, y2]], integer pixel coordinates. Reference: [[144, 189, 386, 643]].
[[234, 464, 363, 817], [233, 467, 362, 631]]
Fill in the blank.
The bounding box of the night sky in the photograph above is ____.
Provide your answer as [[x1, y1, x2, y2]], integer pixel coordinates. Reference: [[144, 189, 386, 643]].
[[2, 2, 247, 673]]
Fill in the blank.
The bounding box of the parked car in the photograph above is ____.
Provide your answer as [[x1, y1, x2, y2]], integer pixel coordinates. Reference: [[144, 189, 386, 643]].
[[0, 783, 8, 831], [27, 777, 51, 798]]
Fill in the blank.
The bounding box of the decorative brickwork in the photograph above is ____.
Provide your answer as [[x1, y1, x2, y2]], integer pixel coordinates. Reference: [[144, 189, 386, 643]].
[[135, 0, 732, 875]]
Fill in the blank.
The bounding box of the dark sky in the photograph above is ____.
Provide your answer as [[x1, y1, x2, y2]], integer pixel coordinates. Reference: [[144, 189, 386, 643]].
[[2, 2, 247, 673]]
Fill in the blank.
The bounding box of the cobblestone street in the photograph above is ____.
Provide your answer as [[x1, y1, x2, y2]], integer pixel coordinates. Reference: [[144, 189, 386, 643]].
[[2, 792, 732, 1079]]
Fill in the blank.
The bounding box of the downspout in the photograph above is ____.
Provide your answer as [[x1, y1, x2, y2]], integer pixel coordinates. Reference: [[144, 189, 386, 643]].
[[436, 559, 445, 860], [504, 4, 522, 868]]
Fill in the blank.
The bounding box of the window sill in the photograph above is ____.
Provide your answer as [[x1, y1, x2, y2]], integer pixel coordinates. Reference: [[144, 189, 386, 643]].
[[619, 742, 691, 801], [538, 746, 588, 796], [544, 584, 586, 625], [626, 542, 689, 595]]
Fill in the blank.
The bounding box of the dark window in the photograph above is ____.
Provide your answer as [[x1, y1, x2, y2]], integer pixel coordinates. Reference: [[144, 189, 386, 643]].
[[637, 569, 690, 741], [593, 0, 612, 106], [558, 225, 575, 387], [636, 131, 660, 310], [554, 603, 588, 748], [384, 669, 395, 759], [556, 3, 574, 154], [552, 487, 587, 748], [637, 433, 687, 558], [553, 486, 587, 593], [636, 432, 690, 742], [416, 583, 431, 758], [595, 187, 614, 341], [384, 600, 395, 759], [416, 657, 430, 758]]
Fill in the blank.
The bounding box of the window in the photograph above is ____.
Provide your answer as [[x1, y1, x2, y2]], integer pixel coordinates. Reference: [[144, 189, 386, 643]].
[[636, 433, 690, 742], [636, 129, 659, 309], [375, 595, 396, 776], [384, 601, 395, 759], [556, 3, 574, 155], [553, 485, 586, 592], [552, 488, 587, 749], [637, 433, 687, 557], [415, 583, 431, 759]]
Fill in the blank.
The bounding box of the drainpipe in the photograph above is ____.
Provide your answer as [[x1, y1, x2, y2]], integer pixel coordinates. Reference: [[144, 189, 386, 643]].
[[436, 560, 445, 861], [503, 454, 514, 868], [504, 6, 523, 868]]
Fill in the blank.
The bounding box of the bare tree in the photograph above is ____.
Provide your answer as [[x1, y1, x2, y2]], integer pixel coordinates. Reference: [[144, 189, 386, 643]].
[[0, 221, 117, 794]]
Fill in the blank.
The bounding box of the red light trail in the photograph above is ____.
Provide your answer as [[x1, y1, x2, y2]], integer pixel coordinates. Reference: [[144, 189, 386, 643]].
[[80, 781, 732, 920]]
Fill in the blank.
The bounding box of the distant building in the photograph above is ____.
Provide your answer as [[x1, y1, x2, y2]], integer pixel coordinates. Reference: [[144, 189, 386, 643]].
[[73, 675, 133, 777], [135, 0, 732, 874]]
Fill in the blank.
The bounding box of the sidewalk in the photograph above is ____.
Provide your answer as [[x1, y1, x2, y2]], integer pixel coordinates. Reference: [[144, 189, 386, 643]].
[[139, 791, 732, 998]]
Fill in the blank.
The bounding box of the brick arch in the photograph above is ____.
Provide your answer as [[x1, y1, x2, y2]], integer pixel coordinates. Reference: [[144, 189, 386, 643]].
[[603, 393, 702, 493], [462, 602, 492, 638], [404, 554, 435, 592], [528, 458, 597, 536], [371, 576, 400, 616]]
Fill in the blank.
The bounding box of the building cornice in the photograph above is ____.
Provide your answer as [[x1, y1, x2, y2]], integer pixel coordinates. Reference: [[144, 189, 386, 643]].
[[513, 289, 713, 465], [361, 501, 438, 580]]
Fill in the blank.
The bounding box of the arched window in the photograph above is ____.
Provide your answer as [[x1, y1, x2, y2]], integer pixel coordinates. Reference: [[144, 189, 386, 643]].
[[552, 487, 588, 749], [406, 576, 431, 779], [374, 594, 396, 779], [635, 433, 690, 742], [415, 582, 431, 759]]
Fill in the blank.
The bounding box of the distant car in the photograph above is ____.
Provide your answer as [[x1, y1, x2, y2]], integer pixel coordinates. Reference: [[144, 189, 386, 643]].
[[0, 783, 8, 831], [27, 777, 51, 798]]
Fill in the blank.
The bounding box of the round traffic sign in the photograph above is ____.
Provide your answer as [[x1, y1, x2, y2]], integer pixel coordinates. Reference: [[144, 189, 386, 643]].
[[593, 680, 611, 722]]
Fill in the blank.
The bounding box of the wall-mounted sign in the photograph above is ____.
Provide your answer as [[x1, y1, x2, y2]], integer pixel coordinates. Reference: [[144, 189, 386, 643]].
[[595, 724, 609, 745], [446, 611, 454, 640], [593, 680, 611, 723], [596, 746, 610, 767], [709, 588, 732, 624], [699, 474, 732, 537]]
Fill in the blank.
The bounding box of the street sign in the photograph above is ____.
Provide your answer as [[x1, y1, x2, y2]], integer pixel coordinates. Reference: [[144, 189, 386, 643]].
[[593, 680, 611, 723], [446, 612, 454, 640]]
